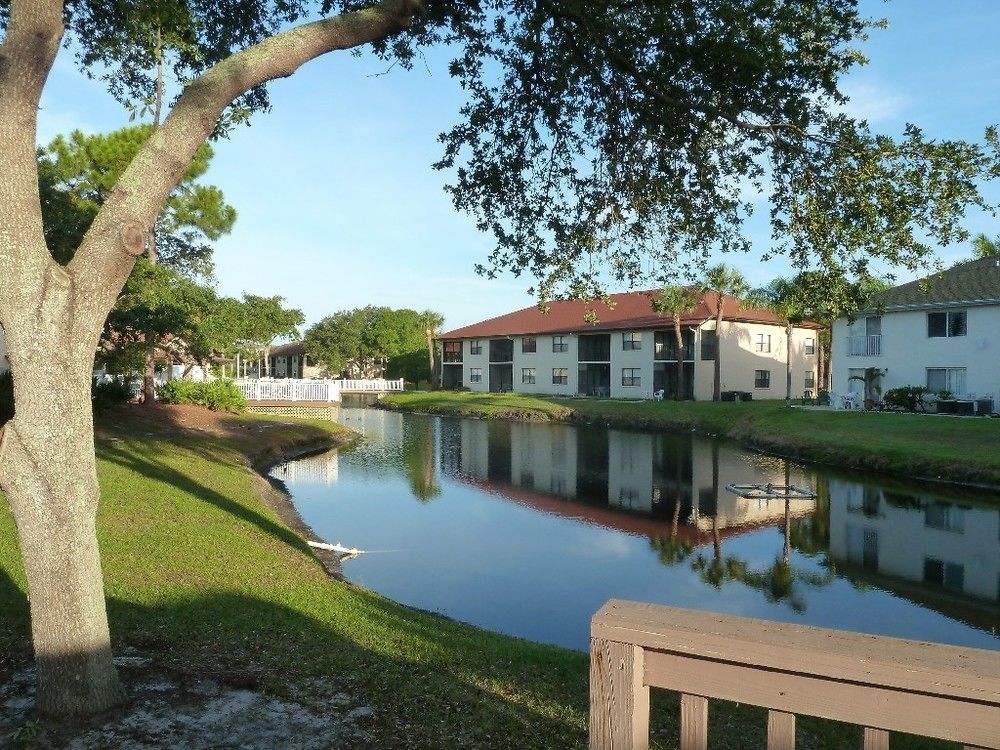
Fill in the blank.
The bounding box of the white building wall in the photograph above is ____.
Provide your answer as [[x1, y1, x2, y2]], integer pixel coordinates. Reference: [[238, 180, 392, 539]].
[[463, 338, 490, 392], [832, 305, 1000, 398], [610, 330, 654, 399], [510, 333, 579, 395], [447, 321, 816, 400]]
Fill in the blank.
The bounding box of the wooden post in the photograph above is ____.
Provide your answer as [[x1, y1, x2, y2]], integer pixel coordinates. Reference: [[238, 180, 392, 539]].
[[679, 694, 708, 750], [767, 710, 795, 750], [589, 637, 649, 749], [862, 728, 889, 750]]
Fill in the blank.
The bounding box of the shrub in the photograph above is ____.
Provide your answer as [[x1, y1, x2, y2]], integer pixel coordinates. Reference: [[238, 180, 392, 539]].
[[92, 377, 135, 413], [0, 370, 13, 425], [159, 379, 246, 412], [883, 385, 929, 412]]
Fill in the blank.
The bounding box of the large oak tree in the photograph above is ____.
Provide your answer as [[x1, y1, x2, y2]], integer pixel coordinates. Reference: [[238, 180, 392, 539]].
[[0, 0, 996, 718]]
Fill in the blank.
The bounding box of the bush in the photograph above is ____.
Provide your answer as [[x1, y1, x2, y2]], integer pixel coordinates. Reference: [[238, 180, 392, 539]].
[[159, 379, 246, 412], [0, 370, 13, 425], [92, 377, 134, 413], [883, 385, 928, 412]]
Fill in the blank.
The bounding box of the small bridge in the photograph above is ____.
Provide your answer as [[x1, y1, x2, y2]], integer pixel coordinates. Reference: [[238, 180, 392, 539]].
[[235, 378, 405, 405]]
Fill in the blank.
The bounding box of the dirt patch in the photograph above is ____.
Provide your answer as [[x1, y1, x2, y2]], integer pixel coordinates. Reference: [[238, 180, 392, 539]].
[[1, 655, 376, 749]]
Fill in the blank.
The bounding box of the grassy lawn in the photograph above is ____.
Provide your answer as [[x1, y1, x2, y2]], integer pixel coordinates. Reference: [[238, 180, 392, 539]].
[[382, 391, 1000, 490], [0, 405, 956, 748]]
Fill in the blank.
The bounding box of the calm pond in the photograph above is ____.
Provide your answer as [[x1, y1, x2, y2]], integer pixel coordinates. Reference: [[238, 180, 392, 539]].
[[271, 405, 999, 652]]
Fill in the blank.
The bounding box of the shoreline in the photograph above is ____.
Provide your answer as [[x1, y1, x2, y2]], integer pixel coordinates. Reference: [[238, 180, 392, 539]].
[[378, 392, 1000, 497], [250, 433, 361, 581]]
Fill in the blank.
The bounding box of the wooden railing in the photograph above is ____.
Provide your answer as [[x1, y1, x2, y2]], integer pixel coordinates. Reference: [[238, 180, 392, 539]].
[[589, 599, 999, 750]]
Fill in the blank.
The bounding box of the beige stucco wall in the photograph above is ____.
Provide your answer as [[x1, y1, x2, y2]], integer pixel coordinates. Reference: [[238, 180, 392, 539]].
[[693, 321, 818, 400]]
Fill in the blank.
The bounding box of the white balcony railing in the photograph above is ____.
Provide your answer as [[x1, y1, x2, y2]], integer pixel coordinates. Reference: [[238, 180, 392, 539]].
[[847, 334, 881, 357]]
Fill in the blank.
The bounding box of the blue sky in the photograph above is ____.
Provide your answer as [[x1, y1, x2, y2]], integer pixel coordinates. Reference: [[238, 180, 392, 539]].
[[37, 1, 1000, 332]]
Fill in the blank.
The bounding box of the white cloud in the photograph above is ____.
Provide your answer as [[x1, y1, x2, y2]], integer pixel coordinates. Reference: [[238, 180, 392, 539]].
[[836, 80, 909, 124]]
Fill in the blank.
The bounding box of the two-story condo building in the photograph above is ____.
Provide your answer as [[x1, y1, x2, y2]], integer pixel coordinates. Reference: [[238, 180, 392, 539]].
[[831, 256, 1000, 401], [439, 290, 821, 400]]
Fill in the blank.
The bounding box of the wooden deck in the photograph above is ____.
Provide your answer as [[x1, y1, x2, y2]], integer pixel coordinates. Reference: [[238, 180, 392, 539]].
[[589, 599, 999, 749]]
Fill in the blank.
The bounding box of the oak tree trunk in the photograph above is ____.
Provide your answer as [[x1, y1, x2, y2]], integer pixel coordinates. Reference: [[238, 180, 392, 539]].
[[0, 317, 125, 716], [143, 348, 157, 403]]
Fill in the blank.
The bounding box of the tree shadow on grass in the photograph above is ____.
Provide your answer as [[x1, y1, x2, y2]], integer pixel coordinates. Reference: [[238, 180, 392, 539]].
[[98, 441, 313, 558]]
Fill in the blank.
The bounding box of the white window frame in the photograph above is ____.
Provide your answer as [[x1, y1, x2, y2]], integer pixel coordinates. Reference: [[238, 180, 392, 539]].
[[522, 367, 536, 385], [926, 367, 966, 395], [552, 367, 568, 384], [469, 340, 483, 355], [469, 367, 483, 383], [755, 333, 772, 353], [621, 368, 641, 387]]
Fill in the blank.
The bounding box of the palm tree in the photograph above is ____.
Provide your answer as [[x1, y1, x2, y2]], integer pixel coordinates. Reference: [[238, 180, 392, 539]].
[[652, 286, 700, 399], [420, 309, 445, 389], [745, 278, 809, 401], [972, 233, 1000, 258], [700, 265, 748, 401]]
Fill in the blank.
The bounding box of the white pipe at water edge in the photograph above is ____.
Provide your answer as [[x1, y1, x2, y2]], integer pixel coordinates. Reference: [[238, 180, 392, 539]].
[[308, 541, 365, 556]]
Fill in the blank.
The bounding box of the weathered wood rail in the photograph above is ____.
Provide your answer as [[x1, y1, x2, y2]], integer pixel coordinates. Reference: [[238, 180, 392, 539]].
[[590, 599, 999, 750]]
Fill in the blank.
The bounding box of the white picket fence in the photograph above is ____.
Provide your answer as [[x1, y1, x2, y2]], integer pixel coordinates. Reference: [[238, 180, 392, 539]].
[[337, 378, 406, 393], [235, 378, 405, 402], [236, 379, 341, 402]]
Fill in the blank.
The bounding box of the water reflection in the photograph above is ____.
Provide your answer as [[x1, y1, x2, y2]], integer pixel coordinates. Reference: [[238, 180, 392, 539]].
[[273, 407, 999, 649]]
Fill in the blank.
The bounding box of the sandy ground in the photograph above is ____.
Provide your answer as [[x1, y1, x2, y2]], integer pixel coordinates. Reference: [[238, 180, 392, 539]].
[[1, 651, 377, 749]]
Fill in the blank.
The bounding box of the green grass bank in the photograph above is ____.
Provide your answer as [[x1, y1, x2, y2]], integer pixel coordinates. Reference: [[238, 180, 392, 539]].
[[381, 391, 1000, 490], [0, 405, 954, 748]]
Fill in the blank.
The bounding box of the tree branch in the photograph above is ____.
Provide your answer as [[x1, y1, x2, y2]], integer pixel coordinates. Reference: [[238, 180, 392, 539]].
[[68, 0, 425, 337], [0, 0, 66, 321]]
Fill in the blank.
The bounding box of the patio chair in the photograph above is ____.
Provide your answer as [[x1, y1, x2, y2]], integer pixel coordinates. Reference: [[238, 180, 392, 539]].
[[653, 390, 665, 401]]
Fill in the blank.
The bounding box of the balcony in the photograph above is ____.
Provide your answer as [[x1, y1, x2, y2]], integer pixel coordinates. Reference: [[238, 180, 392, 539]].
[[847, 334, 881, 357]]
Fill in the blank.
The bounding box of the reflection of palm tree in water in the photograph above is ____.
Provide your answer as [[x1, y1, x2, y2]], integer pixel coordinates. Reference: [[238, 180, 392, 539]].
[[648, 495, 694, 565], [691, 463, 832, 611]]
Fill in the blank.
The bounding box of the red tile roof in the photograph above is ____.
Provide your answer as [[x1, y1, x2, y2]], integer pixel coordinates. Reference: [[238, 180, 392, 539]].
[[440, 289, 820, 339]]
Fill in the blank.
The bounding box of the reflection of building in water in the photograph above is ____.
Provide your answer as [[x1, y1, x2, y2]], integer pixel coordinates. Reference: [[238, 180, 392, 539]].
[[270, 450, 339, 485], [828, 479, 999, 603], [688, 446, 815, 532], [340, 407, 405, 443], [444, 417, 815, 538]]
